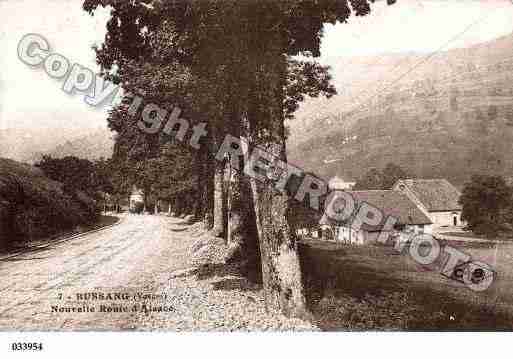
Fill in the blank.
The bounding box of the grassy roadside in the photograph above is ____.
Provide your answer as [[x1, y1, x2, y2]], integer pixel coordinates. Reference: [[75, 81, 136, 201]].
[[299, 240, 513, 330]]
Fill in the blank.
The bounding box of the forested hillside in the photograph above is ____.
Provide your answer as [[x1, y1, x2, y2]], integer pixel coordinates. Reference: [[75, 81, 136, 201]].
[[288, 32, 513, 186]]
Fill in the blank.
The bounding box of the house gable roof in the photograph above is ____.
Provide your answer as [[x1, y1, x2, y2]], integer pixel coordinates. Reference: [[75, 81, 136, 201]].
[[320, 190, 432, 231], [397, 179, 462, 212]]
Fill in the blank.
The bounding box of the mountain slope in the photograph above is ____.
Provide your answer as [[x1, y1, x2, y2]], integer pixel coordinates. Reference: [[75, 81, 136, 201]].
[[0, 127, 114, 164], [29, 128, 114, 163], [287, 33, 513, 187]]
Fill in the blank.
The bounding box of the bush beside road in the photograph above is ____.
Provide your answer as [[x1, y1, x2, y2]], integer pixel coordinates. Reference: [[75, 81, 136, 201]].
[[0, 158, 100, 250]]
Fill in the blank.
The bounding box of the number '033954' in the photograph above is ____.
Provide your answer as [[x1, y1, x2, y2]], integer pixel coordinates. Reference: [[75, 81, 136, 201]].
[[11, 342, 43, 351]]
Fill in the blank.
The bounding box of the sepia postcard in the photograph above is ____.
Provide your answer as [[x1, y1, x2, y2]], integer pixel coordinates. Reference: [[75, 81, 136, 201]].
[[1, 0, 513, 356]]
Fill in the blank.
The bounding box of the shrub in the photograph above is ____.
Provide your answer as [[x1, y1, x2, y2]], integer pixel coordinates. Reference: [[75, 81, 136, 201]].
[[0, 158, 99, 248]]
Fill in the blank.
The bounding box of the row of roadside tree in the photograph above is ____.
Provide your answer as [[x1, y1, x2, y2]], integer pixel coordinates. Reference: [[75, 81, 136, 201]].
[[79, 0, 396, 318]]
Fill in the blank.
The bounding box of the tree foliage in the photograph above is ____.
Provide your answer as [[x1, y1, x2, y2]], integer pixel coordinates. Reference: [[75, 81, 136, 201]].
[[35, 156, 110, 199], [460, 175, 513, 235]]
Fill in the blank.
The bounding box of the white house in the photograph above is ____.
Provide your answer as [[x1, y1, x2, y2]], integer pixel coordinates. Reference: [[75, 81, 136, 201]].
[[392, 179, 464, 228], [320, 190, 433, 245]]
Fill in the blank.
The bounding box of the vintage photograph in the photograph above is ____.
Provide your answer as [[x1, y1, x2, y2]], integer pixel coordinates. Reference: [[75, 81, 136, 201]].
[[1, 0, 513, 338]]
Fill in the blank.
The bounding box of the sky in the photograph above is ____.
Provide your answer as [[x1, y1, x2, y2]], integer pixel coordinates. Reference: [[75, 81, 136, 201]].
[[321, 0, 513, 59], [1, 0, 513, 132], [0, 0, 111, 132]]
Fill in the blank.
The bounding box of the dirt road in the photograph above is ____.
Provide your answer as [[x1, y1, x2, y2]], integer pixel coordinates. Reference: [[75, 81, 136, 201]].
[[0, 214, 313, 331]]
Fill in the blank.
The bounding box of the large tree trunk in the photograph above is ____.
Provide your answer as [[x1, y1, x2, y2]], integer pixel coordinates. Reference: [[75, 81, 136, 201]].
[[212, 131, 226, 238], [193, 149, 206, 221], [204, 172, 214, 230], [245, 53, 308, 318], [175, 193, 182, 215], [226, 156, 238, 252], [247, 145, 308, 318], [227, 167, 261, 280], [225, 112, 261, 279], [202, 138, 215, 230], [223, 157, 231, 240]]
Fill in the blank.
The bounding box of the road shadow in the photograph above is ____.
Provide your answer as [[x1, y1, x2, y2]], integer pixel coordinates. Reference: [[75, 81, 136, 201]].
[[194, 263, 262, 292], [211, 278, 260, 293], [195, 263, 241, 280]]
